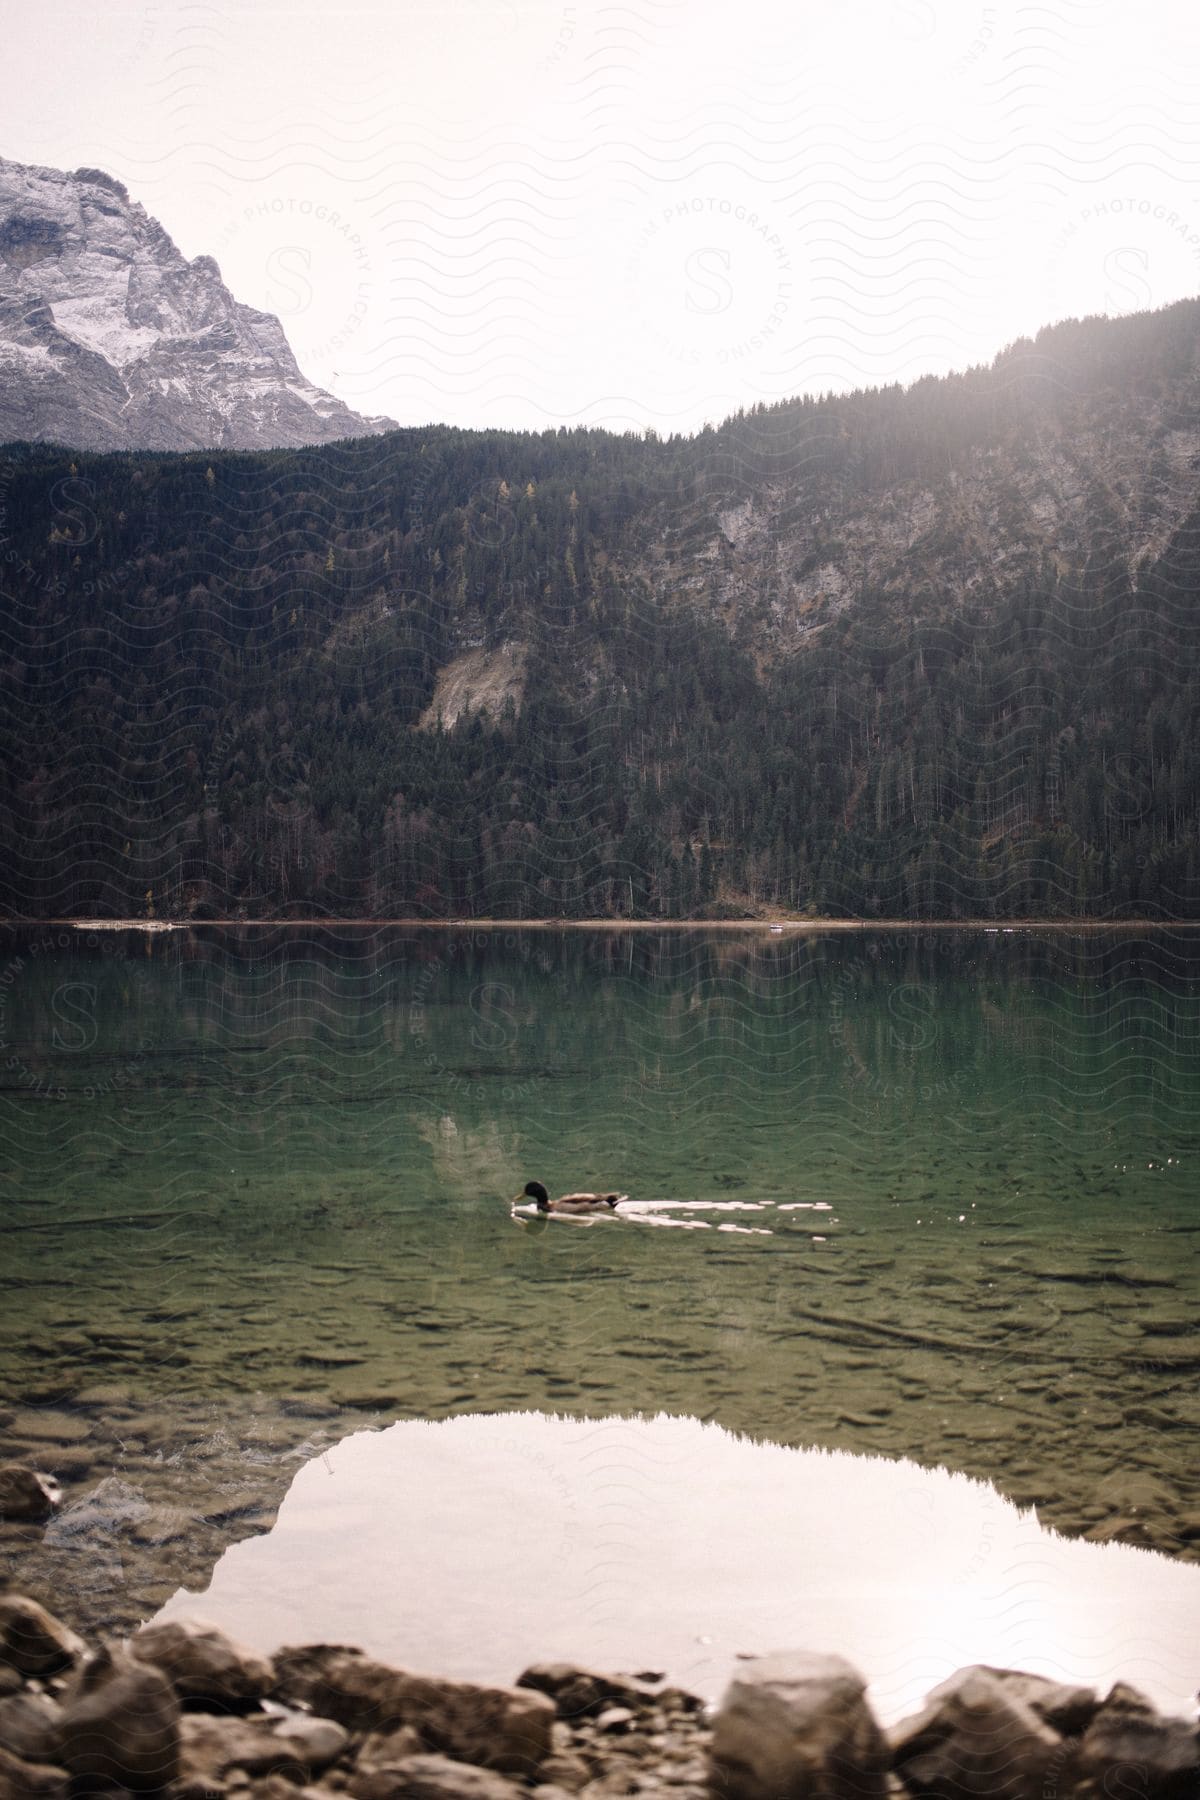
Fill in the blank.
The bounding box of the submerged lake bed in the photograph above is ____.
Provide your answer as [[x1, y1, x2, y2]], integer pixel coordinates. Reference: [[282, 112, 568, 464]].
[[1, 923, 1198, 1641]]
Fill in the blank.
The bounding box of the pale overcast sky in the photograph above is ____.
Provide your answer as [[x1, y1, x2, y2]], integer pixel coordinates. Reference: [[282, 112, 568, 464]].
[[5, 1, 1200, 434]]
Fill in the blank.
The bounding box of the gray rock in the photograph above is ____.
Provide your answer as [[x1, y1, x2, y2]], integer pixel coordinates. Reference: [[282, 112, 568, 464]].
[[0, 1596, 86, 1676], [165, 1779, 235, 1800], [709, 1651, 889, 1800], [596, 1707, 636, 1734], [178, 1708, 347, 1780], [887, 1665, 1097, 1747], [1092, 1681, 1156, 1716], [275, 1644, 555, 1776], [0, 1466, 61, 1522], [537, 1751, 593, 1793], [347, 1752, 526, 1800], [976, 1668, 1097, 1738], [660, 1758, 709, 1787], [72, 1385, 134, 1409], [577, 1775, 644, 1800], [131, 1504, 200, 1548], [132, 1617, 276, 1709], [59, 1643, 181, 1792], [43, 1474, 150, 1543], [888, 1666, 1062, 1799], [5, 1410, 91, 1445], [5, 1444, 93, 1481], [178, 1713, 278, 1780], [519, 1663, 701, 1720], [270, 1708, 349, 1770], [358, 1724, 426, 1766], [255, 1779, 344, 1800], [0, 1689, 62, 1763], [0, 1741, 69, 1798], [1074, 1687, 1200, 1799], [659, 1689, 706, 1717]]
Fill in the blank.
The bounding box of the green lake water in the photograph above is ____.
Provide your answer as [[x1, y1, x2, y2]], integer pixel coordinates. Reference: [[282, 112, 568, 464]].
[[1, 924, 1199, 1630]]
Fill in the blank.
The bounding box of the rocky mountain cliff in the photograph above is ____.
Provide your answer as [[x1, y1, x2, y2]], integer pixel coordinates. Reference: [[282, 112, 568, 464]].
[[0, 158, 394, 451], [622, 305, 1200, 658]]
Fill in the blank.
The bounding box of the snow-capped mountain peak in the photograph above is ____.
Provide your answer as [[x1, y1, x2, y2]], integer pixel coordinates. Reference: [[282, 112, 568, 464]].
[[0, 158, 395, 450]]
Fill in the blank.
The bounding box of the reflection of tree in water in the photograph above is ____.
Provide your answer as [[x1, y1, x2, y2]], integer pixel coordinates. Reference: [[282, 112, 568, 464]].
[[416, 1112, 522, 1201]]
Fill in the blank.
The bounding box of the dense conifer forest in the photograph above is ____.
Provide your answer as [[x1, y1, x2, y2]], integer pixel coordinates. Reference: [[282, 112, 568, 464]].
[[1, 299, 1199, 919]]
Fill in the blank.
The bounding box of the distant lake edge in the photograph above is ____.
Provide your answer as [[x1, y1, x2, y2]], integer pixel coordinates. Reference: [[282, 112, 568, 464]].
[[7, 916, 1200, 933]]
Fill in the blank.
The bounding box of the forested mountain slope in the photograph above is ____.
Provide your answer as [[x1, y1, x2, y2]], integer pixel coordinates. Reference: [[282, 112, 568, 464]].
[[1, 298, 1199, 919]]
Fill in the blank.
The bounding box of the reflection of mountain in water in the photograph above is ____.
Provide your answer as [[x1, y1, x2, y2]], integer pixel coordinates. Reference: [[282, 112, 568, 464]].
[[157, 1412, 1200, 1725]]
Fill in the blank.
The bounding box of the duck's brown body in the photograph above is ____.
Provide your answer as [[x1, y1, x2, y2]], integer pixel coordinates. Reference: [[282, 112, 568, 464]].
[[549, 1190, 628, 1213], [518, 1181, 628, 1214]]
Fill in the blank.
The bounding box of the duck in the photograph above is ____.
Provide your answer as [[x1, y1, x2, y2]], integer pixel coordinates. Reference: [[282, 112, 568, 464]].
[[516, 1180, 629, 1215]]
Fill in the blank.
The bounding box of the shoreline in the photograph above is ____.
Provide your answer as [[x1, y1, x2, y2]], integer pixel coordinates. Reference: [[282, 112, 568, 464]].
[[1, 1595, 1194, 1800], [4, 916, 1198, 934]]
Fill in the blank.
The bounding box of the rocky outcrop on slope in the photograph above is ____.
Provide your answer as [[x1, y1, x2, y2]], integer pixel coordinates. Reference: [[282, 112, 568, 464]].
[[629, 304, 1200, 654], [0, 159, 394, 451]]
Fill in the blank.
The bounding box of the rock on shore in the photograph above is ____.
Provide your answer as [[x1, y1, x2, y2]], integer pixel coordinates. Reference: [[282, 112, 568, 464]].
[[0, 1593, 1194, 1799]]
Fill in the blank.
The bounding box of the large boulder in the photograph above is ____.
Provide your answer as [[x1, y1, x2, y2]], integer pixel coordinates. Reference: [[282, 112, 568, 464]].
[[1072, 1683, 1200, 1800], [131, 1616, 275, 1709], [0, 1690, 62, 1764], [888, 1666, 1063, 1799], [348, 1751, 527, 1800], [178, 1708, 348, 1782], [275, 1644, 555, 1776], [970, 1668, 1098, 1738], [0, 1467, 61, 1522], [0, 1742, 68, 1799], [0, 1596, 85, 1677], [58, 1644, 180, 1793], [709, 1651, 889, 1800], [270, 1707, 350, 1771]]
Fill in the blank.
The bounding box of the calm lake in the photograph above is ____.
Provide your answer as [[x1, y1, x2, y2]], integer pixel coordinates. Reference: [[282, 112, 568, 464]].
[[2, 923, 1199, 1635]]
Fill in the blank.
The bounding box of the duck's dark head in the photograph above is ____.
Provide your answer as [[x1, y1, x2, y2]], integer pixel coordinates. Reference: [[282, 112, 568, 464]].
[[523, 1181, 551, 1212]]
